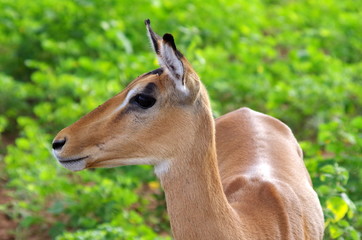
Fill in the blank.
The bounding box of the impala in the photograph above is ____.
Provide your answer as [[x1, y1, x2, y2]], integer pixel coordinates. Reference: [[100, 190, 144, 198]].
[[52, 20, 324, 239]]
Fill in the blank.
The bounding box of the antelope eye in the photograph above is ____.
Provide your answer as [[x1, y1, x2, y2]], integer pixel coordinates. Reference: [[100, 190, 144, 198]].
[[131, 94, 156, 109]]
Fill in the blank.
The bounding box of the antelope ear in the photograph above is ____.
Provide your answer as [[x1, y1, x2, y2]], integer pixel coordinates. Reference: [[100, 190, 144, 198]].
[[145, 19, 187, 94]]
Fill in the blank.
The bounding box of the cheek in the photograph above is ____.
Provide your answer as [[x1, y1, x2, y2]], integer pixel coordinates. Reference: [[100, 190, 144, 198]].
[[101, 118, 147, 152], [103, 109, 174, 155], [133, 115, 149, 125]]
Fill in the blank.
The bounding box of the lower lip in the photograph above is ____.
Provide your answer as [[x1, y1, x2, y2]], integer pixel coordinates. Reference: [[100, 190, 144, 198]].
[[58, 157, 88, 171]]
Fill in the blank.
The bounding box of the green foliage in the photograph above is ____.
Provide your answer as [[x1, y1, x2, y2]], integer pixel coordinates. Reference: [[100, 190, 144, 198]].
[[0, 0, 361, 239], [56, 223, 170, 240]]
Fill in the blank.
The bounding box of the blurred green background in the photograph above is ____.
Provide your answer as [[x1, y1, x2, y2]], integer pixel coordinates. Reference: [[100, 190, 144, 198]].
[[0, 0, 361, 239]]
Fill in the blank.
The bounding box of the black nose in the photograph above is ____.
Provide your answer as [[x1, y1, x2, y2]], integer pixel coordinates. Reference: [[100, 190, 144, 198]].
[[52, 138, 66, 150]]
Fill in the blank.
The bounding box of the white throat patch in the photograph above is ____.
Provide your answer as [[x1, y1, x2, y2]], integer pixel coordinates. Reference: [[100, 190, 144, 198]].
[[154, 160, 171, 178]]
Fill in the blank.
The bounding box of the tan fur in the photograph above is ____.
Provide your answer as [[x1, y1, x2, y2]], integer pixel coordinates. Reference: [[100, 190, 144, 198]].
[[53, 25, 324, 239]]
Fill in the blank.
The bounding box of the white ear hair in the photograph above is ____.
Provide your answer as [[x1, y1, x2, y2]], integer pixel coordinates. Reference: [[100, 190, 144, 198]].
[[144, 20, 188, 95], [145, 19, 161, 54], [159, 41, 188, 94]]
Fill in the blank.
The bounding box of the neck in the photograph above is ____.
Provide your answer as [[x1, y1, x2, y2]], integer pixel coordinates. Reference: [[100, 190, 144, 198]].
[[156, 112, 242, 239]]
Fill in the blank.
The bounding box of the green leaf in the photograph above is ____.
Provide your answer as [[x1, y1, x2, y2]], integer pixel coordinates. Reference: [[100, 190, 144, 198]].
[[48, 201, 65, 215], [326, 196, 349, 222], [351, 116, 362, 129], [0, 116, 8, 133], [341, 193, 357, 219], [329, 224, 343, 238], [320, 164, 335, 174], [20, 216, 42, 228], [350, 228, 361, 240]]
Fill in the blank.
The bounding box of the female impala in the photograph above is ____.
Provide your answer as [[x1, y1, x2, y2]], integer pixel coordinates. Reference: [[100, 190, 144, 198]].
[[52, 20, 324, 239]]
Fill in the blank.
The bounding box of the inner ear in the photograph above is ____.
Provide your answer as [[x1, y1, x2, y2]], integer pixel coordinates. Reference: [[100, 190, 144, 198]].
[[162, 34, 183, 59], [145, 20, 188, 94], [161, 33, 184, 85]]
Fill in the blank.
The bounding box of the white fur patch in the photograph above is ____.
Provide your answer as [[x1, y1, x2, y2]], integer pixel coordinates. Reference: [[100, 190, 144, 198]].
[[154, 160, 171, 177], [53, 150, 87, 172], [114, 89, 137, 113], [246, 162, 273, 180], [60, 159, 86, 172]]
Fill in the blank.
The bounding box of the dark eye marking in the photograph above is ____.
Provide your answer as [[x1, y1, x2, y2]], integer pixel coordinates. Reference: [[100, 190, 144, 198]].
[[142, 82, 157, 95], [144, 68, 164, 76], [130, 94, 156, 109]]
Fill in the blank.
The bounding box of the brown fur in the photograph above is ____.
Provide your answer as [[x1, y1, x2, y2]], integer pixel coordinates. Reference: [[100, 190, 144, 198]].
[[53, 23, 324, 239]]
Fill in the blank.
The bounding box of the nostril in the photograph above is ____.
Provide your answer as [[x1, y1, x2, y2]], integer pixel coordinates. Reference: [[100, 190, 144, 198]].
[[52, 138, 67, 150]]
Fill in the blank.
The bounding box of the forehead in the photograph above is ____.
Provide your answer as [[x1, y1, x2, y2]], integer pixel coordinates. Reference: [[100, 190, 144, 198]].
[[124, 68, 166, 94]]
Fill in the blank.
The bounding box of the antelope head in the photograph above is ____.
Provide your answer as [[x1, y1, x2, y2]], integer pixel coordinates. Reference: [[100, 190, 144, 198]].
[[52, 20, 213, 173]]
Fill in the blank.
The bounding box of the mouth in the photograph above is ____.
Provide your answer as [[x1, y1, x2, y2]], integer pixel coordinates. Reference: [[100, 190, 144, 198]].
[[58, 156, 89, 163], [55, 155, 89, 172]]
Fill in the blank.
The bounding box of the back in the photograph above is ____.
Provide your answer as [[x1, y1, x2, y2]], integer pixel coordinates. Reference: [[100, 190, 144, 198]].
[[215, 108, 324, 239]]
